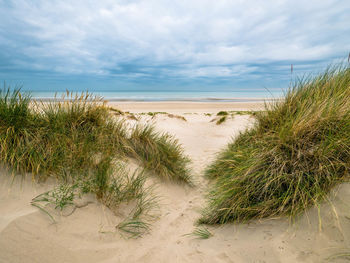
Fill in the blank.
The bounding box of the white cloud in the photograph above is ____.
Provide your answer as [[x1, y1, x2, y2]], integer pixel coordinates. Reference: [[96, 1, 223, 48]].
[[164, 65, 257, 78]]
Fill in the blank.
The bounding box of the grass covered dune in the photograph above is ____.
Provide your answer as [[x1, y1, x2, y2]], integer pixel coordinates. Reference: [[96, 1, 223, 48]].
[[201, 66, 350, 224], [0, 90, 191, 237]]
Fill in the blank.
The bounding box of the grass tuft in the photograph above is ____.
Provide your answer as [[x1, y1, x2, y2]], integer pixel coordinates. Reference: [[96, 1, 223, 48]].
[[216, 116, 227, 125], [128, 125, 192, 184], [117, 219, 151, 238], [201, 65, 350, 224], [216, 111, 228, 116], [186, 226, 213, 239]]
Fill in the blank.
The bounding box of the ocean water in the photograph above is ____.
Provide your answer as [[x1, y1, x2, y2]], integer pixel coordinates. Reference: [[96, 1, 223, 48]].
[[29, 90, 284, 102]]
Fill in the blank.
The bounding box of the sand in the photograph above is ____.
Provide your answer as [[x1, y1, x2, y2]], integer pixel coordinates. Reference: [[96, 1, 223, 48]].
[[109, 101, 266, 114], [1, 101, 350, 263]]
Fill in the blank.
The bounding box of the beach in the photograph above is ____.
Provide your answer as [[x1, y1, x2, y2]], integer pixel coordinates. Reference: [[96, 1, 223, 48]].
[[1, 0, 349, 261], [109, 101, 266, 113], [0, 100, 349, 263]]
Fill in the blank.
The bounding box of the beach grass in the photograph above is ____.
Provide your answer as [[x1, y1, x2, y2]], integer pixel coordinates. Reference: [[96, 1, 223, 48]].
[[200, 65, 350, 224], [216, 116, 227, 125], [188, 226, 213, 239], [216, 111, 228, 116], [0, 87, 191, 234], [129, 125, 192, 184]]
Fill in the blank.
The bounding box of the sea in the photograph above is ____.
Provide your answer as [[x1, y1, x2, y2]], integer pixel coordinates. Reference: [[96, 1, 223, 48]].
[[29, 90, 284, 102]]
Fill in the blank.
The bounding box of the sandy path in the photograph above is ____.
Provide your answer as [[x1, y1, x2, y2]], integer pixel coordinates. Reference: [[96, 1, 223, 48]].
[[0, 107, 350, 263]]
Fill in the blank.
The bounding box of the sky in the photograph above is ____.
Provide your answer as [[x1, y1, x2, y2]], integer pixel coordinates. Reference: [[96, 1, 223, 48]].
[[0, 0, 349, 93]]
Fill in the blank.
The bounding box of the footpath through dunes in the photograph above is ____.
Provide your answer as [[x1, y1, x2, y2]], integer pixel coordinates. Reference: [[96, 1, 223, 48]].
[[1, 107, 350, 262]]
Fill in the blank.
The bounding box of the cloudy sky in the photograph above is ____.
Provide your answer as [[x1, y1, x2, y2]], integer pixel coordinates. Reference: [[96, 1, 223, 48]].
[[0, 0, 349, 92]]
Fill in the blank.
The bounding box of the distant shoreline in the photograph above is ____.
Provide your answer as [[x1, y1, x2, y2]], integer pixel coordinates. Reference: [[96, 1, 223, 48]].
[[27, 90, 283, 103], [30, 97, 276, 113], [31, 97, 280, 103]]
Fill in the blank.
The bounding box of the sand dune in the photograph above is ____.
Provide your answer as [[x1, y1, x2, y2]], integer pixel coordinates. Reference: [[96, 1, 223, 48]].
[[1, 104, 350, 263]]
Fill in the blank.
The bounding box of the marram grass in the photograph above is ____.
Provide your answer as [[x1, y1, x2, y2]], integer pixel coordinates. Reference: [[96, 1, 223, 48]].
[[201, 65, 350, 224], [0, 87, 191, 236], [0, 88, 191, 184], [129, 125, 192, 184], [186, 226, 213, 239]]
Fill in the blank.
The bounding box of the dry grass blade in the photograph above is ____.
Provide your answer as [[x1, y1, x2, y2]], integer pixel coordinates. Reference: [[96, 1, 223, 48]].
[[117, 219, 151, 238], [30, 203, 56, 223]]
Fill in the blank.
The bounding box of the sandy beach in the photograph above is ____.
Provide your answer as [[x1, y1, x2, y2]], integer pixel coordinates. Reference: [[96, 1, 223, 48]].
[[0, 101, 349, 263], [109, 101, 266, 114], [2, 0, 349, 261]]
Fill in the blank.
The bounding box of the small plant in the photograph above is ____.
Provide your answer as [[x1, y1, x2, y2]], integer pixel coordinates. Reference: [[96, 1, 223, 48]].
[[233, 110, 258, 116], [31, 183, 79, 222], [117, 219, 151, 238], [216, 111, 228, 116], [216, 116, 227, 125], [186, 226, 213, 239], [108, 107, 124, 115], [167, 114, 187, 121], [145, 111, 168, 117]]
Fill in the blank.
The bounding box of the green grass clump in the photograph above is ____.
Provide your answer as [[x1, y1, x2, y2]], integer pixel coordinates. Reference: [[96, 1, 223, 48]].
[[216, 116, 227, 125], [128, 125, 192, 184], [142, 111, 168, 116], [0, 88, 190, 184], [216, 111, 228, 116], [167, 113, 187, 121], [233, 110, 258, 116], [186, 226, 213, 239], [0, 91, 128, 180], [31, 183, 81, 223], [117, 219, 151, 238], [201, 65, 350, 224], [108, 107, 124, 115]]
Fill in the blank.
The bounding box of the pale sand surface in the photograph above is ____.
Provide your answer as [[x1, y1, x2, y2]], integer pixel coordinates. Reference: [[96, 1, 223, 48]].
[[1, 103, 350, 263], [108, 101, 266, 113]]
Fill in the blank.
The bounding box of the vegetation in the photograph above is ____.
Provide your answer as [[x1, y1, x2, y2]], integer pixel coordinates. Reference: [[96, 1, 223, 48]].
[[187, 226, 213, 239], [167, 113, 187, 121], [201, 65, 350, 224], [108, 107, 124, 115], [143, 111, 168, 116], [128, 125, 192, 184], [138, 112, 187, 121], [216, 116, 227, 125], [233, 110, 258, 116], [217, 110, 258, 117], [0, 88, 191, 236], [328, 252, 350, 261], [211, 110, 258, 125], [216, 111, 228, 116]]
